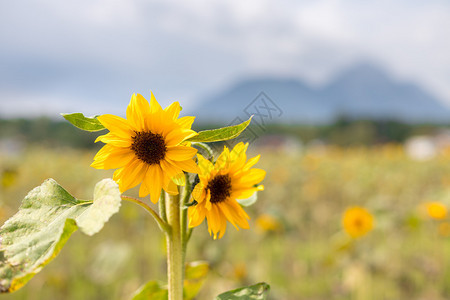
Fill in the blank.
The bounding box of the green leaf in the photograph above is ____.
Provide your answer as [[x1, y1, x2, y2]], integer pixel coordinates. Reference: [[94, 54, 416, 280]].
[[0, 178, 121, 293], [215, 282, 270, 300], [187, 116, 252, 143], [237, 192, 258, 207], [77, 179, 122, 236], [131, 280, 168, 300], [61, 112, 106, 132], [184, 261, 209, 300]]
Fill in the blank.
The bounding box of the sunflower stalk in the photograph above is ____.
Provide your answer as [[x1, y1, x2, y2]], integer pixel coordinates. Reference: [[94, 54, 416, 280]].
[[166, 192, 184, 300], [181, 173, 192, 266], [159, 190, 168, 223]]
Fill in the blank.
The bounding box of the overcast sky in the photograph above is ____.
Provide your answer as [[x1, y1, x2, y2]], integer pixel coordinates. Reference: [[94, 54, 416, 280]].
[[1, 0, 450, 118]]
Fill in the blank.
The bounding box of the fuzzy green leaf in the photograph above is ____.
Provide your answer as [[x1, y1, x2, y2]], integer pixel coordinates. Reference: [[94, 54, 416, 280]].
[[0, 178, 121, 293], [77, 179, 122, 236], [215, 282, 270, 300], [187, 116, 252, 143], [61, 112, 105, 132], [131, 280, 168, 300], [184, 261, 209, 300]]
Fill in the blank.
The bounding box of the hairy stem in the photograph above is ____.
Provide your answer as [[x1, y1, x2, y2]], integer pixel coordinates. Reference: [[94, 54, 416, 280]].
[[159, 190, 168, 223], [166, 192, 183, 300], [181, 173, 191, 266], [121, 195, 170, 233]]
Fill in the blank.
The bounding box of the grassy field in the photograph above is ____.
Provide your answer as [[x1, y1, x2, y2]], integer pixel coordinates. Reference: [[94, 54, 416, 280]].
[[1, 143, 450, 299]]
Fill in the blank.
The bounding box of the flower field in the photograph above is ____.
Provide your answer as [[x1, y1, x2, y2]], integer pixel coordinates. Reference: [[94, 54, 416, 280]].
[[1, 143, 450, 299]]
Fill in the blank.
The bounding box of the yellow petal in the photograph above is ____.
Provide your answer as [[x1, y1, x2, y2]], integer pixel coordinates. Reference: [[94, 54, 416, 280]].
[[163, 175, 179, 195], [150, 91, 163, 114], [165, 128, 197, 146], [160, 160, 185, 186], [91, 146, 135, 170], [91, 144, 115, 165], [95, 133, 131, 147], [192, 183, 205, 201], [97, 114, 134, 138], [230, 142, 248, 160], [227, 201, 250, 229], [206, 204, 221, 239], [232, 188, 257, 201], [218, 213, 227, 239], [139, 178, 150, 198], [204, 189, 212, 211], [165, 146, 198, 161], [126, 93, 151, 131], [242, 155, 260, 171], [218, 202, 239, 230], [113, 167, 125, 182], [173, 159, 201, 174], [228, 143, 248, 172], [176, 116, 195, 129], [234, 168, 266, 187], [146, 165, 163, 204], [214, 146, 230, 171], [164, 101, 181, 120], [197, 154, 214, 175], [119, 160, 148, 192], [188, 204, 206, 228]]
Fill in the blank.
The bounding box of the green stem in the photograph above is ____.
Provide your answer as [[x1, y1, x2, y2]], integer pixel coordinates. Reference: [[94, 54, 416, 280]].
[[181, 173, 191, 266], [159, 190, 168, 223], [192, 142, 214, 159], [166, 192, 183, 300], [186, 228, 193, 243], [121, 195, 170, 233]]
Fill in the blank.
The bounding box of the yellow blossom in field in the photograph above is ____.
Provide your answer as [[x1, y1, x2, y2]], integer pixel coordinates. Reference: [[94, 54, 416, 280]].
[[232, 262, 248, 281], [256, 213, 282, 233], [425, 202, 447, 220], [342, 206, 374, 238], [439, 222, 450, 237], [188, 142, 265, 239], [91, 93, 200, 203]]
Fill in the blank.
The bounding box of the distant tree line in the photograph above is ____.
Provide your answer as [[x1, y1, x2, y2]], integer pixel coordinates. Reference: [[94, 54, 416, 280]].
[[262, 117, 449, 146], [0, 117, 102, 149], [0, 117, 448, 149]]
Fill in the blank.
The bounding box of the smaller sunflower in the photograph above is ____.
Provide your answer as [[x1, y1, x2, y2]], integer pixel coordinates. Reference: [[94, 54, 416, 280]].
[[342, 206, 374, 238], [188, 142, 265, 239], [424, 202, 447, 220], [91, 92, 200, 203]]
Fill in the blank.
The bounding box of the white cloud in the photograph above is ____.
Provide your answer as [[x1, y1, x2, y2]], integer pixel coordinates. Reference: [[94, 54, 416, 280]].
[[1, 0, 450, 117]]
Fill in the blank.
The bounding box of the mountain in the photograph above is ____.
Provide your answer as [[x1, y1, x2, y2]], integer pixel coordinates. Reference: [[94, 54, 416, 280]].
[[191, 63, 450, 124]]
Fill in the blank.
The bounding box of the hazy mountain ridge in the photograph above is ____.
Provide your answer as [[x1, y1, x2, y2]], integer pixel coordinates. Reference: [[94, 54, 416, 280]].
[[192, 63, 450, 124]]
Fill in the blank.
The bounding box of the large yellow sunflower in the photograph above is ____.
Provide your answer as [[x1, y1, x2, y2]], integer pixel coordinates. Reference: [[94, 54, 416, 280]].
[[91, 92, 200, 203], [188, 142, 265, 239]]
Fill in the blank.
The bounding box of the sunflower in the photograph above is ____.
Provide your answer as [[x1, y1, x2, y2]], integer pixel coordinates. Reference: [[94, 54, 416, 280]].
[[424, 201, 447, 220], [188, 142, 265, 239], [342, 206, 374, 238], [91, 92, 200, 203]]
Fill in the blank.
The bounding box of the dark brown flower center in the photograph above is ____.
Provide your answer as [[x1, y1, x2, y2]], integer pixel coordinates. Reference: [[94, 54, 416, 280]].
[[207, 174, 232, 204], [353, 218, 363, 229], [131, 131, 167, 165]]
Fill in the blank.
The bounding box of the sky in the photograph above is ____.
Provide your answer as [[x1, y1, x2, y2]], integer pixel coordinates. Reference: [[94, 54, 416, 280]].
[[1, 0, 450, 118]]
